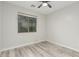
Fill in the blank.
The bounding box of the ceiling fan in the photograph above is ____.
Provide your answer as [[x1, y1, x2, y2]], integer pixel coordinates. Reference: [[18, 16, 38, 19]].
[[38, 1, 52, 8]]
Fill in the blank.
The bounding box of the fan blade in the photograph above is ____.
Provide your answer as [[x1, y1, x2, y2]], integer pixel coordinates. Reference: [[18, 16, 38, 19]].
[[38, 3, 42, 8], [47, 3, 52, 8]]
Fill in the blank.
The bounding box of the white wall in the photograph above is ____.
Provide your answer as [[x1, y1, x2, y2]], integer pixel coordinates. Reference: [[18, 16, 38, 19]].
[[0, 2, 1, 50], [47, 2, 79, 51], [2, 2, 46, 50], [0, 2, 3, 50]]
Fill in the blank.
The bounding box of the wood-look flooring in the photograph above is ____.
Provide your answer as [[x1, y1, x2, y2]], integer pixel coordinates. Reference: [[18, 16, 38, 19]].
[[0, 41, 79, 57]]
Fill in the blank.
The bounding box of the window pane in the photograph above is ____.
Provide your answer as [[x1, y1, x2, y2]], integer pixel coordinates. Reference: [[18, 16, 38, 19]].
[[29, 17, 36, 32], [18, 15, 29, 33]]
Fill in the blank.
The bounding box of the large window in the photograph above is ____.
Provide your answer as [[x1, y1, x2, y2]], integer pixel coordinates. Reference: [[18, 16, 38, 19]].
[[18, 13, 36, 33]]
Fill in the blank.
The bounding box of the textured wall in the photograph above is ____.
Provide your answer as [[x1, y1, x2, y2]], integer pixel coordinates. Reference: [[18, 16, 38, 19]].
[[47, 2, 79, 51], [2, 2, 46, 50]]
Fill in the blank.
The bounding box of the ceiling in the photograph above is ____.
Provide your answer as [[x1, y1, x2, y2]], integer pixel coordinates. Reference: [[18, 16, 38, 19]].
[[7, 1, 77, 15]]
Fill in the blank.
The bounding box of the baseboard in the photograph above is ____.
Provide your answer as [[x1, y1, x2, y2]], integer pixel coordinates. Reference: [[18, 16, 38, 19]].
[[0, 40, 45, 52], [1, 40, 79, 53], [47, 40, 79, 53]]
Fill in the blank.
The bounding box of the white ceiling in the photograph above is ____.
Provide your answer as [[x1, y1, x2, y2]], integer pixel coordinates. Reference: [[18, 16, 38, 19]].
[[7, 1, 77, 15]]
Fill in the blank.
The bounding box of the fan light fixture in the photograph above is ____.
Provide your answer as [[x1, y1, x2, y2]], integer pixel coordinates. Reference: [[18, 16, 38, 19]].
[[31, 1, 52, 8], [42, 3, 48, 6]]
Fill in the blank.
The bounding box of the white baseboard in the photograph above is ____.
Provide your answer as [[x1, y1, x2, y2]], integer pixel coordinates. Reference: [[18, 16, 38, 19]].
[[0, 40, 45, 52], [1, 40, 79, 53], [47, 40, 79, 53]]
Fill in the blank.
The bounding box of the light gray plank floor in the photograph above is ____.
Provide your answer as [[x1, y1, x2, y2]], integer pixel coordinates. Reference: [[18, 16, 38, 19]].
[[0, 41, 79, 57]]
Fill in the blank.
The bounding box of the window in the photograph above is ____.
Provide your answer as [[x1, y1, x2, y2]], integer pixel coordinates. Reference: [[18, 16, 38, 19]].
[[18, 13, 36, 33]]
